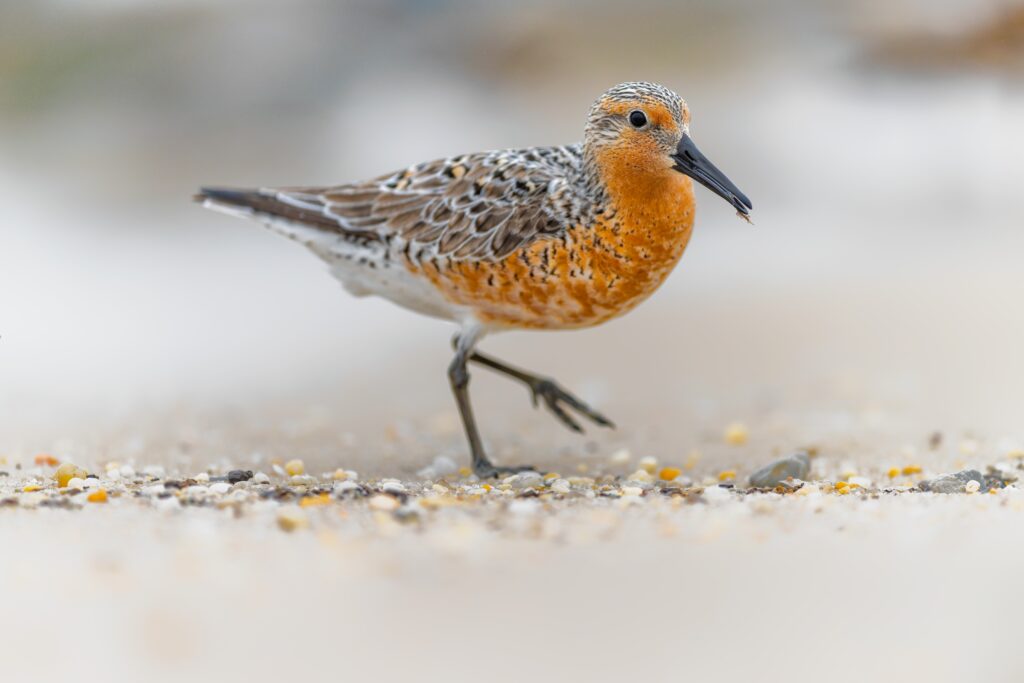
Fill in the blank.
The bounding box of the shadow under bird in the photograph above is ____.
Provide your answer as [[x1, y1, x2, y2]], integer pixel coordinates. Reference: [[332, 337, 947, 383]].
[[196, 81, 752, 478]]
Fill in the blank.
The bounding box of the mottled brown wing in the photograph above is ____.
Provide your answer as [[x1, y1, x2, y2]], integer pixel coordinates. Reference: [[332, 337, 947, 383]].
[[271, 148, 575, 262]]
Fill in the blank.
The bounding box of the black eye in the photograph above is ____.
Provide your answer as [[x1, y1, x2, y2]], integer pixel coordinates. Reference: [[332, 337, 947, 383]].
[[628, 110, 648, 128]]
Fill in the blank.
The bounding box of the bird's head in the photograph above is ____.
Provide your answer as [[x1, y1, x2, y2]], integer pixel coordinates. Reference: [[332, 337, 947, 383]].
[[584, 81, 752, 220]]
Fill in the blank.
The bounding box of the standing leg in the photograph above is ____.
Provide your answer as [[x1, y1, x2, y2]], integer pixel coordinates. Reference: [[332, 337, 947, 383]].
[[449, 329, 534, 478]]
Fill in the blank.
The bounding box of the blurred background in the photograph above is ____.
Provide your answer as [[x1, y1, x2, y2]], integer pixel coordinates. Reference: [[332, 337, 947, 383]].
[[2, 0, 1023, 469], [5, 3, 1024, 681]]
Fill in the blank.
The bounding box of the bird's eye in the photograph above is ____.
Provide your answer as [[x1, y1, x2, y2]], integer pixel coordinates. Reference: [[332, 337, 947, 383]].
[[628, 110, 648, 128]]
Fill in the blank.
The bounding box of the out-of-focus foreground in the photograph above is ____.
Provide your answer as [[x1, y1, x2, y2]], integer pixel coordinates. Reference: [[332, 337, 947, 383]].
[[2, 1, 1024, 681]]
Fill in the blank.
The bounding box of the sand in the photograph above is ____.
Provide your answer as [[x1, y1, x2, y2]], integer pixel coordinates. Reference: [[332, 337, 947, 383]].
[[4, 404, 1023, 683]]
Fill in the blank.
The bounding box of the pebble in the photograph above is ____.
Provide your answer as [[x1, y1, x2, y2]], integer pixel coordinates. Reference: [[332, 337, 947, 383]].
[[965, 480, 981, 494], [369, 495, 399, 512], [549, 479, 572, 494], [748, 453, 810, 488], [334, 480, 360, 495], [381, 480, 407, 495], [55, 463, 87, 488], [724, 423, 749, 446], [143, 465, 166, 479], [918, 470, 984, 494], [86, 489, 108, 504], [66, 477, 86, 490], [988, 463, 1017, 483], [300, 493, 331, 508], [209, 482, 231, 494], [638, 456, 658, 474], [796, 483, 822, 497], [505, 471, 544, 489], [627, 469, 653, 483], [227, 470, 253, 484], [658, 467, 682, 481], [119, 465, 136, 478], [285, 459, 305, 476], [252, 472, 270, 484], [276, 507, 309, 532], [194, 472, 210, 483]]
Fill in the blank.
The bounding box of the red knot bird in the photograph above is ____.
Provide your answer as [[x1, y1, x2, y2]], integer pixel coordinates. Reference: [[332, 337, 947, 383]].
[[196, 81, 752, 478]]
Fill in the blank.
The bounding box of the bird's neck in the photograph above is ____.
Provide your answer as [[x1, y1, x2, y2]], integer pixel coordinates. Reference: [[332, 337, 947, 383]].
[[555, 147, 697, 326], [584, 146, 696, 244]]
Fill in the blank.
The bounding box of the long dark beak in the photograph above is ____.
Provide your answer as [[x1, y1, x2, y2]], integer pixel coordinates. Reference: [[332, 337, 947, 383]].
[[671, 134, 752, 219]]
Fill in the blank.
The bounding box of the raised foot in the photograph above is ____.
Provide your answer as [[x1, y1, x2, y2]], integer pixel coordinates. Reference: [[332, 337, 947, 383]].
[[473, 463, 536, 479], [528, 379, 615, 433]]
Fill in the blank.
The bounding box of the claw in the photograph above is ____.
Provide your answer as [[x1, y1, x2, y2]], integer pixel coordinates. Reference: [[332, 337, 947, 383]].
[[553, 389, 615, 428], [529, 379, 614, 434], [544, 395, 583, 432]]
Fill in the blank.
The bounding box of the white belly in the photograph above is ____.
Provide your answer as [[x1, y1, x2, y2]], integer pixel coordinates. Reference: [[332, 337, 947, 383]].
[[262, 212, 469, 322], [323, 248, 465, 322]]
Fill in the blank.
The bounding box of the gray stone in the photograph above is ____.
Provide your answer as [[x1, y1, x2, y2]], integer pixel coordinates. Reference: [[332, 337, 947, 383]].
[[918, 470, 984, 494], [748, 453, 811, 488], [505, 471, 544, 489], [227, 469, 253, 484]]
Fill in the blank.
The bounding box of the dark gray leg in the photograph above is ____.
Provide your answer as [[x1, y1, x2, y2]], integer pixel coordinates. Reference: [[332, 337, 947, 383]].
[[449, 332, 535, 478], [467, 350, 615, 433]]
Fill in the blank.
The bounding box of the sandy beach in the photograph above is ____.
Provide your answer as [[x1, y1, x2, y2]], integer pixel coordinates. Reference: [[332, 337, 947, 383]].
[[4, 1, 1024, 680]]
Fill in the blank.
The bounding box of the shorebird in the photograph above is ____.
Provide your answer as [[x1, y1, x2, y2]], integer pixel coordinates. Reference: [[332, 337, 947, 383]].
[[197, 81, 751, 477]]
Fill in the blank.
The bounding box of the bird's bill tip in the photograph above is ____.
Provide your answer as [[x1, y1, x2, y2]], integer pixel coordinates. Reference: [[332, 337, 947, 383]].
[[671, 134, 752, 221]]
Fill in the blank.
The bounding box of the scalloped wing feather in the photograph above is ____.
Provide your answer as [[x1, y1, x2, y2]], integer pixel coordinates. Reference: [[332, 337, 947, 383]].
[[268, 146, 582, 263]]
